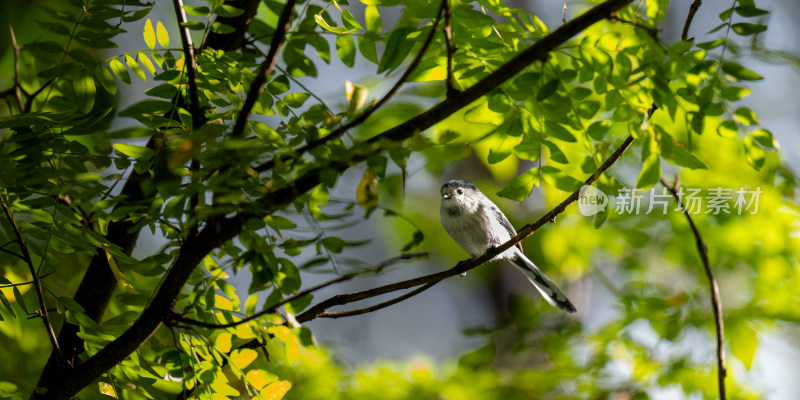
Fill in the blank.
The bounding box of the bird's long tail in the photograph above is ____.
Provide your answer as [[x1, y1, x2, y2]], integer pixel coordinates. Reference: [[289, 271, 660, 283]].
[[508, 254, 577, 313]]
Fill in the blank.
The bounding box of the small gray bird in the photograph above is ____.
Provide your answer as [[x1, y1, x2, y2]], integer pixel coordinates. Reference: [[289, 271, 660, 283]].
[[440, 180, 576, 313]]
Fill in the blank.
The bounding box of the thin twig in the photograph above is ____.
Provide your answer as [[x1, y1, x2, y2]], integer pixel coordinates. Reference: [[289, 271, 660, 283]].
[[9, 25, 24, 113], [315, 282, 438, 319], [231, 0, 297, 137], [681, 0, 703, 41], [0, 271, 56, 289], [253, 0, 447, 173], [443, 0, 458, 97], [660, 176, 726, 400], [171, 252, 428, 329], [172, 0, 202, 128], [295, 135, 635, 323], [0, 194, 62, 359]]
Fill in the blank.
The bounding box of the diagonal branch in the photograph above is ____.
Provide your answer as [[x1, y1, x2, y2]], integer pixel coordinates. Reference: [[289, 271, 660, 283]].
[[0, 194, 62, 359], [295, 135, 635, 323], [231, 0, 298, 138], [9, 25, 25, 113], [681, 0, 703, 41], [172, 0, 202, 128], [254, 0, 448, 173], [660, 176, 726, 400], [169, 252, 428, 329]]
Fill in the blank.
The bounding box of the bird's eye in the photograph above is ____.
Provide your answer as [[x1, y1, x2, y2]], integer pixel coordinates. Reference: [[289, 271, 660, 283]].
[[457, 189, 463, 195]]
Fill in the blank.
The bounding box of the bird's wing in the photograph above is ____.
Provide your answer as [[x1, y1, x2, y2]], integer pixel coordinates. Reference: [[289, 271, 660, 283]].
[[491, 206, 523, 253]]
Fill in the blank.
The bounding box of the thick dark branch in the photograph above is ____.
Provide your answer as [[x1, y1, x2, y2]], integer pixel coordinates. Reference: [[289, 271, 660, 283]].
[[231, 0, 297, 137], [0, 195, 62, 359], [254, 0, 447, 173], [40, 216, 243, 399], [660, 176, 726, 400], [170, 252, 428, 329], [295, 135, 635, 323], [172, 0, 202, 128], [681, 0, 703, 41], [201, 0, 261, 51]]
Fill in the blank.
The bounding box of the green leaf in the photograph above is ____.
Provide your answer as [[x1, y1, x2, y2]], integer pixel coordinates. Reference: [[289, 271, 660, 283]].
[[114, 143, 155, 161], [378, 27, 414, 73], [733, 107, 759, 125], [464, 99, 504, 125], [637, 154, 661, 190], [358, 36, 378, 64], [94, 65, 116, 95], [125, 55, 146, 81], [735, 6, 769, 17], [215, 4, 245, 17], [751, 129, 778, 149], [744, 136, 766, 169], [658, 135, 707, 169], [335, 35, 356, 67], [156, 21, 169, 48], [716, 120, 738, 137], [109, 59, 131, 84], [537, 79, 558, 101], [211, 22, 236, 34], [73, 70, 96, 113], [365, 5, 382, 32], [586, 120, 612, 141], [314, 13, 355, 34], [577, 101, 600, 119], [322, 237, 346, 253], [145, 83, 178, 99], [184, 6, 210, 16], [731, 23, 767, 36], [341, 9, 364, 31], [544, 121, 576, 142], [143, 19, 156, 50], [497, 169, 539, 201], [544, 140, 567, 164], [721, 86, 751, 101], [512, 140, 540, 161], [720, 62, 763, 81], [284, 93, 311, 108]]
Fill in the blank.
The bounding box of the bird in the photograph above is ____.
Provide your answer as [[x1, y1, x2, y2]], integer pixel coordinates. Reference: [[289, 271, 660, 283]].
[[439, 180, 576, 313]]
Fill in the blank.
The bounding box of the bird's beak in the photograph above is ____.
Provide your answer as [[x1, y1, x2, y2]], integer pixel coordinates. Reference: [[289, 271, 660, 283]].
[[442, 193, 451, 200]]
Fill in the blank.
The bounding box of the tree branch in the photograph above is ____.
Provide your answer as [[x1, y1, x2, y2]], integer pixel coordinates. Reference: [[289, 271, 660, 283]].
[[660, 176, 726, 400], [314, 282, 439, 319], [9, 25, 25, 113], [31, 1, 634, 396], [231, 0, 297, 138], [295, 135, 635, 323], [169, 252, 428, 329], [0, 194, 62, 360], [681, 0, 703, 41], [254, 0, 447, 173], [172, 0, 202, 128], [443, 0, 458, 97], [201, 0, 261, 51]]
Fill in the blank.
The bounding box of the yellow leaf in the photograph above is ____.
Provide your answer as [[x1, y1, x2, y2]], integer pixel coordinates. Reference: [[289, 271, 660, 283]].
[[156, 21, 169, 48], [246, 369, 278, 390], [229, 348, 258, 370], [138, 52, 156, 75], [143, 19, 156, 50], [105, 251, 138, 294], [215, 332, 232, 353], [262, 381, 292, 400], [356, 169, 378, 211], [99, 381, 118, 398]]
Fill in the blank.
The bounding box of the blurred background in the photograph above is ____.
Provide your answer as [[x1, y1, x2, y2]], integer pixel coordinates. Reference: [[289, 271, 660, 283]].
[[2, 0, 799, 398]]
